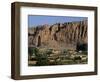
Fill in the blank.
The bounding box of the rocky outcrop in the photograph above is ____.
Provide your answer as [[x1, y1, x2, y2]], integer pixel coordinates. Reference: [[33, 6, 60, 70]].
[[28, 20, 88, 50]]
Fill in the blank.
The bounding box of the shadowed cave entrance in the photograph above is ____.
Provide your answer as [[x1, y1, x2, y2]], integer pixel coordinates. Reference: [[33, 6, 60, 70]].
[[37, 36, 41, 47]]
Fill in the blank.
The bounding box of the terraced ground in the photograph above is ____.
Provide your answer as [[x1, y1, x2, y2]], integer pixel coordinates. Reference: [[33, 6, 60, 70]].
[[28, 47, 87, 66]]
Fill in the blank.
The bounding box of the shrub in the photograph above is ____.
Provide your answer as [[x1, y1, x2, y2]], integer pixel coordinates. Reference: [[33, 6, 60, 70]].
[[45, 49, 53, 56]]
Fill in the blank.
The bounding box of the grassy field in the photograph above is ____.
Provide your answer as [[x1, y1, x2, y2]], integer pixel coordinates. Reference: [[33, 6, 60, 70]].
[[28, 47, 88, 66]]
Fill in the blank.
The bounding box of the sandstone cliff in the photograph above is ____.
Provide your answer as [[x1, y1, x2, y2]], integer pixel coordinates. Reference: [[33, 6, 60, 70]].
[[28, 20, 87, 50]]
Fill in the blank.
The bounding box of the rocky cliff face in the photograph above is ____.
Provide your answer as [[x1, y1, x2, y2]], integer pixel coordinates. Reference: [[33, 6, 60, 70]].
[[28, 20, 87, 50]]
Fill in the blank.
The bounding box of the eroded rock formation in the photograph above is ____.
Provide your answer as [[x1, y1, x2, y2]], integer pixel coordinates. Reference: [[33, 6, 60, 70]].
[[28, 20, 88, 50]]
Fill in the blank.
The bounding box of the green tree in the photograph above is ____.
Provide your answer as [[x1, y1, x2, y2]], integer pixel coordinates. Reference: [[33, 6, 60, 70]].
[[28, 47, 34, 56], [35, 52, 49, 66], [28, 47, 39, 61], [28, 47, 34, 60]]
